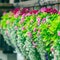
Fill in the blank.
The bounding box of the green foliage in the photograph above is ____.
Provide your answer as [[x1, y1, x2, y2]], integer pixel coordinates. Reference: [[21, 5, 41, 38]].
[[0, 11, 60, 60]]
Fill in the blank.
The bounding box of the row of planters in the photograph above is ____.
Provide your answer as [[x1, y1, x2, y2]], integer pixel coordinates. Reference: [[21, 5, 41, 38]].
[[0, 7, 60, 60]]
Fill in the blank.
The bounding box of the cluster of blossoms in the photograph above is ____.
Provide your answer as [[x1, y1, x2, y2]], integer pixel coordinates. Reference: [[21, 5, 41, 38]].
[[40, 7, 58, 14], [0, 7, 60, 60]]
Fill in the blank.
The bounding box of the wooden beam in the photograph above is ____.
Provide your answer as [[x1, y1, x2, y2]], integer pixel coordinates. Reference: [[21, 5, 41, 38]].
[[13, 0, 60, 7]]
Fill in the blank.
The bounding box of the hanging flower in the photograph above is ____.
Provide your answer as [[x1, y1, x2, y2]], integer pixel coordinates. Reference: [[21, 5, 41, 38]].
[[32, 41, 37, 48], [20, 17, 25, 24], [50, 47, 54, 52], [27, 32, 32, 37], [30, 10, 38, 14], [3, 12, 6, 15], [5, 30, 9, 37], [58, 11, 60, 15], [40, 7, 46, 12], [42, 18, 46, 23], [30, 19, 34, 23], [37, 17, 40, 25], [37, 29, 40, 36], [22, 26, 26, 31], [33, 28, 37, 32], [25, 13, 31, 16], [57, 31, 60, 36]]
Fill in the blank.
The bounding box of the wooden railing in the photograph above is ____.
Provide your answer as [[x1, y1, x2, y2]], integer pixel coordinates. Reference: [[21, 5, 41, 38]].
[[13, 0, 60, 11]]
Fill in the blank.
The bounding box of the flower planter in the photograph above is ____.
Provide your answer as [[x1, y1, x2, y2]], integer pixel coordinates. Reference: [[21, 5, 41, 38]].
[[0, 7, 60, 60]]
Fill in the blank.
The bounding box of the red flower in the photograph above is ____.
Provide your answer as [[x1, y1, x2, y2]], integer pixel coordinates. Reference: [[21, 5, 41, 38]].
[[30, 10, 38, 14]]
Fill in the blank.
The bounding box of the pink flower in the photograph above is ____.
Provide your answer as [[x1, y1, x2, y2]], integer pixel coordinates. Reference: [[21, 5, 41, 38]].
[[25, 13, 31, 16], [3, 12, 6, 15], [14, 11, 20, 18], [27, 32, 32, 37], [22, 27, 26, 30], [37, 17, 40, 25], [40, 7, 46, 12], [32, 41, 37, 48], [58, 11, 60, 15], [50, 47, 54, 52], [30, 20, 34, 23], [14, 26, 18, 30], [33, 28, 37, 32], [57, 31, 60, 36], [20, 17, 25, 24], [42, 18, 46, 23], [6, 20, 10, 24], [22, 14, 26, 17], [12, 8, 20, 14], [5, 30, 9, 37], [38, 29, 40, 33], [14, 13, 19, 18], [37, 29, 40, 36], [36, 10, 40, 15]]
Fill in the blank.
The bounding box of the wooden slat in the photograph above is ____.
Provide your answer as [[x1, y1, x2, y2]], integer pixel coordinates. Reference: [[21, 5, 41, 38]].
[[13, 0, 60, 7]]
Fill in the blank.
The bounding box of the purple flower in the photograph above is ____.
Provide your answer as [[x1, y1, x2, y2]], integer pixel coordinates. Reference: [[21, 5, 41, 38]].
[[27, 32, 32, 37], [57, 31, 60, 36]]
